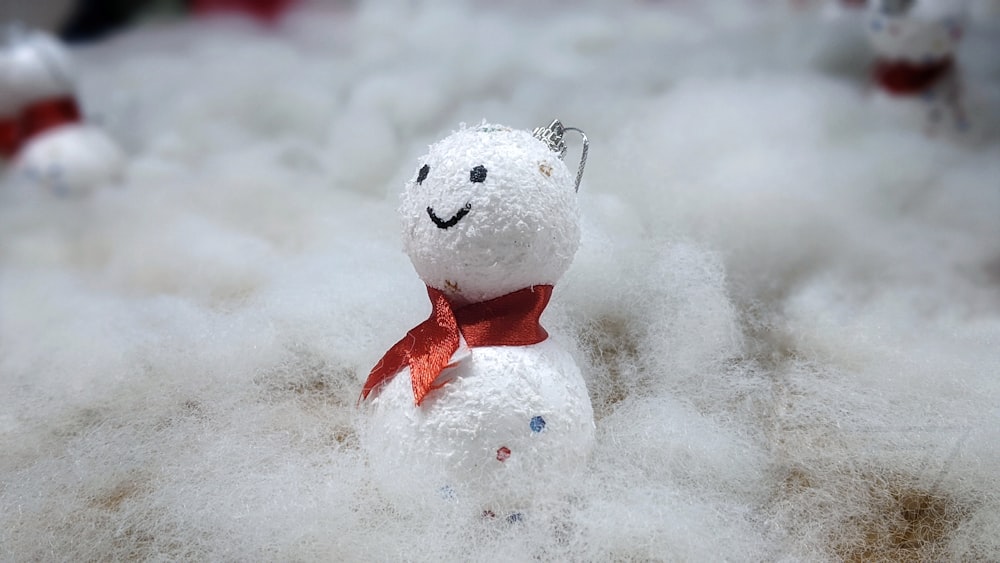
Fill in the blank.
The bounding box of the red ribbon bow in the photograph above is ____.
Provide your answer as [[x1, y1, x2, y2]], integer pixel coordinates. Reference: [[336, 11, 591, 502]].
[[874, 57, 953, 96], [0, 96, 82, 159], [361, 285, 553, 406]]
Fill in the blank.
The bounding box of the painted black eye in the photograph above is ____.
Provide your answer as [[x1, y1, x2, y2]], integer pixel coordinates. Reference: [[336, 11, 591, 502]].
[[417, 164, 430, 185], [470, 165, 487, 184]]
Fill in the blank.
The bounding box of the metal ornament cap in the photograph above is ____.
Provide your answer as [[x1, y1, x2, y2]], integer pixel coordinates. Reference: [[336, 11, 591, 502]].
[[532, 119, 589, 192]]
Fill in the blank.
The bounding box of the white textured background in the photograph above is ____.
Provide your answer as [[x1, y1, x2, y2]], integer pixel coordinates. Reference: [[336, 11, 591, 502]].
[[2, 1, 999, 560]]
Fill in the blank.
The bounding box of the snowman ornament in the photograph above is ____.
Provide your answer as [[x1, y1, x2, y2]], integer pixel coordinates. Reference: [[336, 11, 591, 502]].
[[864, 0, 969, 134], [0, 26, 123, 197], [361, 120, 594, 518]]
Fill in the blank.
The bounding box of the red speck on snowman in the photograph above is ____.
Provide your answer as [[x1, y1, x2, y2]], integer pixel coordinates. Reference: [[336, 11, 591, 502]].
[[496, 447, 511, 462]]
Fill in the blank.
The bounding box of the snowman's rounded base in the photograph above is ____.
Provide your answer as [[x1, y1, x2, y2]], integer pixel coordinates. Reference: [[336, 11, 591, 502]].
[[362, 338, 595, 516], [7, 125, 124, 198]]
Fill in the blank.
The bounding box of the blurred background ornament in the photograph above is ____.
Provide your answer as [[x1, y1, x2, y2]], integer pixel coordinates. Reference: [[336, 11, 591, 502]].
[[864, 0, 971, 134], [0, 26, 124, 196]]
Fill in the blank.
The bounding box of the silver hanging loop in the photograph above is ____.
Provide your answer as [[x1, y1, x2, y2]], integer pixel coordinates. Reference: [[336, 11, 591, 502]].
[[532, 118, 589, 192]]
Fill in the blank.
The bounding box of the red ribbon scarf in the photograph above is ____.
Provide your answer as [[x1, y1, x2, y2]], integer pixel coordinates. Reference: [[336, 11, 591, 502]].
[[0, 96, 82, 159], [874, 57, 953, 96], [0, 118, 19, 158], [361, 285, 553, 406]]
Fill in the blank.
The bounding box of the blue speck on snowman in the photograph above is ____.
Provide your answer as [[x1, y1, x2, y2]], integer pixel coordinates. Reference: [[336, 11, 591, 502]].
[[870, 18, 883, 32], [529, 416, 546, 433]]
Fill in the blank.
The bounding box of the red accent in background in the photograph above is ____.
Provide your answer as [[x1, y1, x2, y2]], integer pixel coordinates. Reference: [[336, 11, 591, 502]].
[[0, 118, 20, 158], [22, 97, 82, 138], [0, 97, 81, 159], [874, 57, 953, 96], [189, 0, 298, 22]]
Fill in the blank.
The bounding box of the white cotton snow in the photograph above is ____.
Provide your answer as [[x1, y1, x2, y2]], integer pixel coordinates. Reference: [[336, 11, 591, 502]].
[[2, 1, 999, 560]]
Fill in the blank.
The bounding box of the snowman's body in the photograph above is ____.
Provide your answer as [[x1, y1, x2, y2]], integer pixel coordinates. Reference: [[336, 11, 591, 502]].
[[864, 0, 969, 134], [366, 339, 594, 510], [0, 28, 123, 196], [362, 122, 594, 515], [13, 125, 125, 197]]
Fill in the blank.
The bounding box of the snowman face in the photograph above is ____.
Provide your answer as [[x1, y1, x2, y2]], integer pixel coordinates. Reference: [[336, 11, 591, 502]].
[[400, 124, 581, 304], [866, 0, 963, 61]]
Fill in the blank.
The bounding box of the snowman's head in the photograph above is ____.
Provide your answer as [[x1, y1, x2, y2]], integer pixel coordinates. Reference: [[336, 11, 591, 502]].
[[865, 0, 964, 61], [400, 122, 582, 304], [0, 28, 75, 114]]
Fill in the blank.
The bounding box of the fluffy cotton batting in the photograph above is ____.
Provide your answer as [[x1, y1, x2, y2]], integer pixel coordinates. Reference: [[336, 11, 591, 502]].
[[1, 1, 999, 561]]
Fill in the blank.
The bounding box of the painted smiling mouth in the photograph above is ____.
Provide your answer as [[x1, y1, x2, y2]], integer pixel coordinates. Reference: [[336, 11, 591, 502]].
[[427, 203, 472, 229]]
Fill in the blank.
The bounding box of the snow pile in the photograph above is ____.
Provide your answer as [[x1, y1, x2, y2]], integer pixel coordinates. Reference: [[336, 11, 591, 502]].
[[2, 1, 999, 560]]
